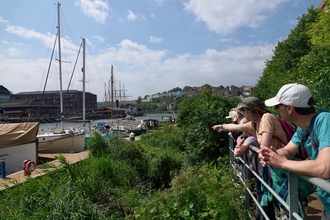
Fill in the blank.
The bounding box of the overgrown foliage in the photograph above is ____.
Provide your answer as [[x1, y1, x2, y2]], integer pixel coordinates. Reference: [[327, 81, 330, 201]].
[[177, 86, 240, 165], [0, 122, 249, 219], [129, 164, 248, 220], [253, 4, 330, 111], [253, 6, 319, 103]]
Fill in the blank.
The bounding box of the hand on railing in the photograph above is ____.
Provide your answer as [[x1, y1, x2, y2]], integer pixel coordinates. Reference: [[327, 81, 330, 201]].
[[258, 146, 285, 168]]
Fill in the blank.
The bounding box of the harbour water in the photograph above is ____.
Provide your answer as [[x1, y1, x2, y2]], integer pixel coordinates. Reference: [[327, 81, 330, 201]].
[[38, 113, 177, 132]]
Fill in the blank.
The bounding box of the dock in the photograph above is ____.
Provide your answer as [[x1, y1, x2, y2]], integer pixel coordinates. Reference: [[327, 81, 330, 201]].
[[0, 151, 89, 191]]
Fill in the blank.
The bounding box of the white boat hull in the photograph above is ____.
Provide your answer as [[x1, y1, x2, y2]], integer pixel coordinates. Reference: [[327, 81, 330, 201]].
[[38, 133, 85, 153]]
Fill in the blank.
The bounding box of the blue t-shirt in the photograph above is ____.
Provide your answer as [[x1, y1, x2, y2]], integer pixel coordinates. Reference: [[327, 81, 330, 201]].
[[291, 108, 330, 213]]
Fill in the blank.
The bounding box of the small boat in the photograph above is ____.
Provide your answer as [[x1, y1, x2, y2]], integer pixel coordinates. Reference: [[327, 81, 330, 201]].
[[122, 115, 135, 120], [111, 121, 147, 137], [143, 118, 159, 129]]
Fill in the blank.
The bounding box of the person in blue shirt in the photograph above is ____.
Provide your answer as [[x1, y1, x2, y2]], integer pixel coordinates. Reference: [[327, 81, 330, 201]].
[[259, 83, 330, 220]]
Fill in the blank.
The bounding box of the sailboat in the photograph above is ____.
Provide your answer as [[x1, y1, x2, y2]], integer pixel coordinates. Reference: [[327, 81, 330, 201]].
[[37, 3, 85, 153]]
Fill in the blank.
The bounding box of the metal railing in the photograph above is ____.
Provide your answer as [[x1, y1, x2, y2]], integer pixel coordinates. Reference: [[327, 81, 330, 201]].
[[229, 138, 330, 220]]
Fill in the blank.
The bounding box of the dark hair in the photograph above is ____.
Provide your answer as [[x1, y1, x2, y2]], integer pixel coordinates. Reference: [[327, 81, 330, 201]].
[[249, 106, 270, 121], [294, 97, 316, 115]]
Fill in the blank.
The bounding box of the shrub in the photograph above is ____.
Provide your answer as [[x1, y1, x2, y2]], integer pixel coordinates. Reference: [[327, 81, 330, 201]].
[[128, 163, 249, 219], [177, 86, 240, 165], [86, 132, 109, 158]]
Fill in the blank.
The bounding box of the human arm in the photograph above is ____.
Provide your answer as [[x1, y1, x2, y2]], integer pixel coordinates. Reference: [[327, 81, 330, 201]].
[[258, 141, 298, 166], [259, 142, 330, 179], [212, 123, 243, 132], [236, 135, 245, 146], [234, 140, 250, 157]]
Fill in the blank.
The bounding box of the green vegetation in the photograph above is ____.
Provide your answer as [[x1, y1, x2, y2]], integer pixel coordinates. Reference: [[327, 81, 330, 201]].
[[178, 86, 240, 165], [2, 3, 329, 219], [0, 91, 249, 219], [253, 4, 330, 110]]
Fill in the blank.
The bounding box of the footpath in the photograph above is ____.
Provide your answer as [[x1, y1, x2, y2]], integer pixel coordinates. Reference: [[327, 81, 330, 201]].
[[0, 151, 89, 191]]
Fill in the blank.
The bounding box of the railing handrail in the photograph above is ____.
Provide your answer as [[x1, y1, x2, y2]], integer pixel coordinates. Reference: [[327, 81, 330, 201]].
[[229, 138, 330, 220]]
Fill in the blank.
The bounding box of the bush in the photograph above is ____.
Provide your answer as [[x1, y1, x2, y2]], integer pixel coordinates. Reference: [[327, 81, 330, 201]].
[[86, 132, 109, 158], [128, 163, 249, 219], [177, 86, 240, 165]]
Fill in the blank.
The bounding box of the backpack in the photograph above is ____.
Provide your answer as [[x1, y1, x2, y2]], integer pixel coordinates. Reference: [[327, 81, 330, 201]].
[[252, 115, 294, 146], [274, 115, 295, 145], [298, 113, 319, 158], [275, 115, 309, 160]]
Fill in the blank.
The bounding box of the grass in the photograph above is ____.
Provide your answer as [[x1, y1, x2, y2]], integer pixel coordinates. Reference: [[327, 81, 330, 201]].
[[0, 126, 249, 219]]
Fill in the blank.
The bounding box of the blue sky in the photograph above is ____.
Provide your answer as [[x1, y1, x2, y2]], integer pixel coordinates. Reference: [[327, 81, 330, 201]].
[[0, 0, 322, 102]]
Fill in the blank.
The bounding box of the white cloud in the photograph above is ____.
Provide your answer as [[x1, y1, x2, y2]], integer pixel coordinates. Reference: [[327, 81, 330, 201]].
[[149, 36, 163, 43], [92, 35, 104, 42], [0, 16, 9, 24], [154, 0, 166, 5], [75, 0, 109, 24], [88, 40, 275, 98], [5, 25, 79, 56], [183, 0, 290, 35], [219, 38, 239, 44], [0, 37, 275, 100], [7, 47, 23, 56], [127, 10, 137, 21]]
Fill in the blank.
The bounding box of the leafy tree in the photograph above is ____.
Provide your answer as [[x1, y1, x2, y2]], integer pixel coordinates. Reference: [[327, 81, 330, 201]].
[[172, 104, 179, 111], [177, 86, 240, 164], [253, 6, 319, 101], [307, 1, 330, 46], [295, 45, 330, 109], [168, 87, 182, 92], [138, 102, 158, 111], [137, 96, 142, 104], [182, 86, 191, 92], [158, 104, 168, 111]]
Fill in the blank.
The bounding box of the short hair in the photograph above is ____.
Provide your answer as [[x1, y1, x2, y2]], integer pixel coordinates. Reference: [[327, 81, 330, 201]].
[[294, 97, 316, 115]]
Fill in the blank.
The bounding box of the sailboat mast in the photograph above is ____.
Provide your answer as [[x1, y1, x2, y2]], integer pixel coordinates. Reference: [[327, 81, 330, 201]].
[[57, 2, 64, 130], [82, 38, 86, 122], [111, 65, 114, 119]]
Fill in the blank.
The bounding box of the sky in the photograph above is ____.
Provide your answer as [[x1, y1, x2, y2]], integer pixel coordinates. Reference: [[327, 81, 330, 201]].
[[0, 0, 322, 102]]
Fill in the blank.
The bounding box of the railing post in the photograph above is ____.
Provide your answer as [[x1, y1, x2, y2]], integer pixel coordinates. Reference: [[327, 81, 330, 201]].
[[243, 152, 252, 210], [229, 138, 234, 179], [288, 171, 299, 220]]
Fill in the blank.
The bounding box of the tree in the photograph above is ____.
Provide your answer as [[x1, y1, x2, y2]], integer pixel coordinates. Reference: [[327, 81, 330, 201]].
[[177, 86, 240, 164], [253, 6, 319, 101], [168, 87, 182, 92], [183, 86, 191, 92], [137, 96, 142, 104], [307, 1, 330, 47]]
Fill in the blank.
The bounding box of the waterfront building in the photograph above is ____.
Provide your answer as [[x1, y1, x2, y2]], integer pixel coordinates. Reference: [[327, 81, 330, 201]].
[[0, 85, 10, 103], [0, 90, 97, 118]]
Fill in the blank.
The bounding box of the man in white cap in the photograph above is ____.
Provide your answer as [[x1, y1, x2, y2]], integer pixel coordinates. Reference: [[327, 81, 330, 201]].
[[259, 83, 330, 219]]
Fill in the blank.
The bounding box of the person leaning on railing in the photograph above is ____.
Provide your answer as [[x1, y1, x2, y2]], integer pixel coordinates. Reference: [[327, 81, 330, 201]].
[[212, 96, 288, 220], [259, 83, 330, 220]]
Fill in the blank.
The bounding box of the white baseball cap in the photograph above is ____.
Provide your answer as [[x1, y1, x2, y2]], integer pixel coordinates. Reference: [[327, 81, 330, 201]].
[[265, 83, 313, 108], [225, 109, 237, 119]]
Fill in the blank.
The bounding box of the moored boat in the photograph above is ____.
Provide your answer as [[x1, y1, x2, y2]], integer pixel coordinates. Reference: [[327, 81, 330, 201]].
[[38, 129, 85, 153], [36, 3, 86, 153]]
